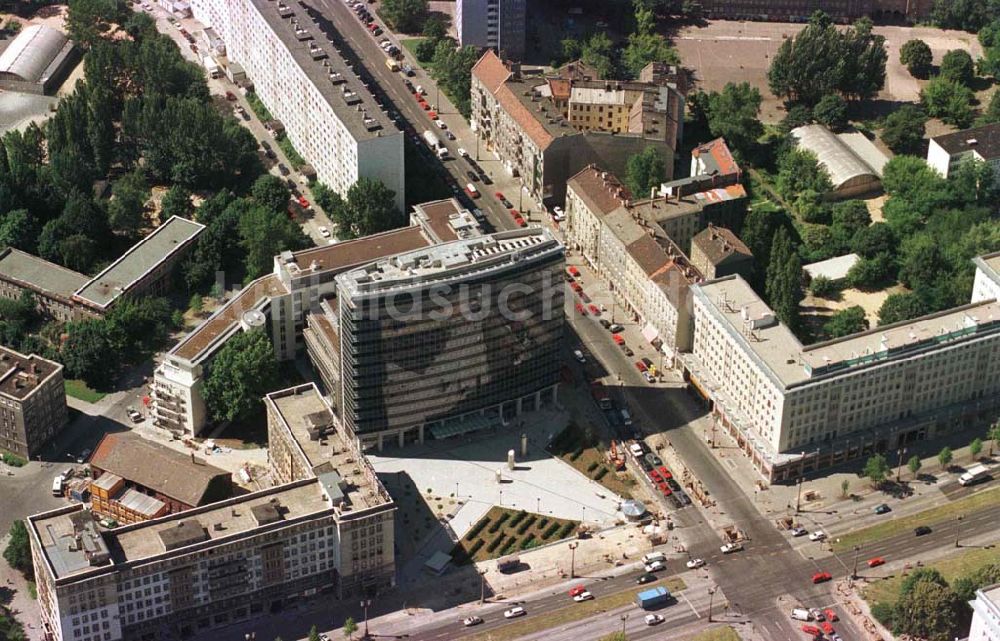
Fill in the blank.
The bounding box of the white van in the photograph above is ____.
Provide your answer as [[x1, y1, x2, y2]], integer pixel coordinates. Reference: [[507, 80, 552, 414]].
[[791, 608, 812, 621], [51, 476, 63, 496], [642, 551, 665, 565]]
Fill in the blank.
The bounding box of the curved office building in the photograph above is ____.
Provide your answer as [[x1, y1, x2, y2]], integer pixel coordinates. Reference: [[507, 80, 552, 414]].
[[317, 228, 565, 450]]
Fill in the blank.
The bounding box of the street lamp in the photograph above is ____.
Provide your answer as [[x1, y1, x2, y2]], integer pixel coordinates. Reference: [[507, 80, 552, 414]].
[[707, 587, 717, 622], [895, 446, 907, 482], [536, 497, 541, 513], [620, 613, 629, 635], [795, 476, 805, 514], [479, 569, 488, 605], [850, 545, 861, 586], [568, 542, 579, 578], [956, 515, 964, 547]]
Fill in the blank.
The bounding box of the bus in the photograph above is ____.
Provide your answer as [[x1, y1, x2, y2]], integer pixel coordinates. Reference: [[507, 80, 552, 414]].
[[385, 58, 399, 72]]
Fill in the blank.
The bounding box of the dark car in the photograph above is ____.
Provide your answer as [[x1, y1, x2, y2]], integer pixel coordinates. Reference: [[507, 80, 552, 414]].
[[277, 163, 289, 176], [641, 357, 654, 368], [478, 173, 493, 185], [914, 525, 932, 536], [466, 170, 479, 182], [636, 572, 657, 584], [623, 346, 634, 357], [599, 319, 611, 329], [645, 453, 663, 468], [874, 503, 891, 514]]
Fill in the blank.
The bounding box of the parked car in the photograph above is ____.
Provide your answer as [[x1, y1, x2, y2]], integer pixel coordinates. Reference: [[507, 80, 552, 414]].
[[466, 170, 479, 182], [225, 91, 237, 101], [318, 226, 331, 238], [823, 609, 839, 622], [643, 371, 655, 383], [686, 558, 705, 569], [445, 131, 456, 140], [790, 526, 808, 537], [495, 192, 512, 208], [462, 616, 483, 627], [808, 531, 827, 541], [599, 319, 611, 329], [635, 361, 647, 372], [458, 148, 469, 157], [76, 449, 92, 464], [720, 541, 743, 554], [812, 571, 832, 584], [609, 324, 624, 333], [821, 622, 835, 635], [503, 607, 526, 619], [801, 625, 821, 637], [809, 608, 825, 621], [126, 407, 143, 423], [573, 349, 586, 363], [644, 560, 665, 572]]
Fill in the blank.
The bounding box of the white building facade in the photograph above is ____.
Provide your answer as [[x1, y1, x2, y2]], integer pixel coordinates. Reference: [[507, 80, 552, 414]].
[[971, 584, 1000, 641]]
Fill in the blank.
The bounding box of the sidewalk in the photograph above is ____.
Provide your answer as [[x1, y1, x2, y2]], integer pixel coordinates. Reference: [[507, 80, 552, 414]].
[[0, 533, 43, 641]]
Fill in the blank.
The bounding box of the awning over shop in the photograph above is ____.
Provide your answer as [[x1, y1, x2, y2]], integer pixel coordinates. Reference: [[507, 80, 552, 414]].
[[642, 323, 659, 344]]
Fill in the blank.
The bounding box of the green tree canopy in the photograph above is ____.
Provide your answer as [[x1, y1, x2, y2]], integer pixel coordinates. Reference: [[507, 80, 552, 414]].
[[622, 4, 679, 78], [863, 453, 890, 487], [204, 330, 280, 423], [108, 167, 149, 237], [907, 454, 922, 477], [846, 253, 895, 290], [813, 94, 848, 130], [238, 202, 310, 281], [66, 0, 129, 48], [3, 520, 32, 579], [251, 174, 291, 214], [705, 82, 763, 154], [776, 149, 832, 200], [825, 306, 868, 338], [343, 617, 359, 640], [380, 0, 428, 33], [892, 577, 961, 641], [971, 436, 984, 458], [881, 105, 927, 155], [940, 49, 976, 85], [938, 446, 953, 469], [422, 15, 447, 41], [60, 319, 119, 389], [160, 185, 193, 220], [831, 200, 871, 234], [430, 42, 480, 118], [625, 146, 667, 198], [900, 39, 933, 78], [582, 33, 616, 79], [921, 77, 975, 127], [878, 292, 928, 325], [323, 178, 403, 240], [932, 0, 998, 31]]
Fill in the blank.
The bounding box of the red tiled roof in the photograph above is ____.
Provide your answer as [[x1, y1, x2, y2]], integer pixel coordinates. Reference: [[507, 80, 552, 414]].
[[471, 49, 511, 94], [548, 78, 571, 101], [494, 84, 554, 149], [692, 137, 740, 178]]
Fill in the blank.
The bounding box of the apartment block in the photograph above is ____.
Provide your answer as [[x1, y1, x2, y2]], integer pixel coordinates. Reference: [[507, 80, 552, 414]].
[[471, 51, 684, 205], [927, 123, 1000, 180], [153, 200, 481, 437], [265, 382, 343, 485], [973, 251, 1000, 304], [456, 0, 526, 60], [690, 225, 753, 281], [682, 273, 1000, 482], [0, 249, 89, 322], [319, 228, 565, 450], [0, 347, 67, 459], [970, 583, 1000, 641], [29, 475, 394, 640], [189, 0, 404, 211]]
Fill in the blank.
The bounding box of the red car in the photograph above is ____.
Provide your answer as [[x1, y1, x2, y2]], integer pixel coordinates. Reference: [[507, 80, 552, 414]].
[[588, 304, 600, 315], [568, 585, 587, 597], [658, 466, 672, 479], [570, 282, 582, 293], [867, 557, 885, 568], [575, 303, 586, 315], [801, 625, 821, 636], [297, 196, 309, 208], [612, 334, 625, 345], [823, 609, 839, 622], [495, 191, 506, 200], [225, 91, 237, 101], [649, 469, 661, 481], [635, 361, 647, 372], [812, 571, 832, 584], [568, 266, 581, 277], [820, 622, 835, 635], [428, 111, 438, 120], [658, 483, 672, 496]]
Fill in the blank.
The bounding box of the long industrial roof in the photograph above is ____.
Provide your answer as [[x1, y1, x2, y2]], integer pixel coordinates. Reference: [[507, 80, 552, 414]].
[[791, 124, 885, 191], [0, 248, 89, 300], [0, 25, 68, 83]]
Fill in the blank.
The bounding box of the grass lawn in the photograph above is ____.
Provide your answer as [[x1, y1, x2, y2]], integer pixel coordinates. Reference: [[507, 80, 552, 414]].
[[277, 135, 305, 170], [452, 506, 579, 564], [690, 626, 740, 641], [862, 546, 1000, 606], [831, 486, 1000, 552], [548, 423, 635, 499], [400, 37, 425, 60], [64, 379, 106, 403], [464, 577, 686, 641]]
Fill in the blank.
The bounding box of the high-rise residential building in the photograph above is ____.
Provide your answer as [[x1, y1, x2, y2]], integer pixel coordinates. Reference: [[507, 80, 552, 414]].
[[682, 272, 1000, 482], [307, 227, 565, 450], [471, 51, 685, 205], [29, 474, 394, 640], [0, 347, 67, 459], [152, 200, 482, 437], [188, 0, 404, 211], [970, 583, 1000, 641], [456, 0, 526, 60]]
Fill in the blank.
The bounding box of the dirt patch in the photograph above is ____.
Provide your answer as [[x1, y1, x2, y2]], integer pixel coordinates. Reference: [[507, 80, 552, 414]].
[[548, 422, 636, 499], [802, 283, 906, 330]]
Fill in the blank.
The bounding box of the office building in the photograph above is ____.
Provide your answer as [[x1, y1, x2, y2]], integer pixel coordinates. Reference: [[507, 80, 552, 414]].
[[456, 0, 526, 60], [927, 123, 1000, 180], [471, 51, 685, 205], [681, 273, 1000, 482], [690, 225, 753, 281], [265, 382, 345, 485], [153, 200, 482, 437], [973, 251, 1000, 304], [970, 583, 1000, 641], [188, 0, 405, 211], [88, 432, 233, 524], [29, 470, 394, 640], [0, 347, 67, 459], [307, 227, 564, 450]]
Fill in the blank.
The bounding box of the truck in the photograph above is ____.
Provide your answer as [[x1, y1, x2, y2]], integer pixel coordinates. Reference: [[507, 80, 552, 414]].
[[422, 130, 440, 149], [385, 58, 399, 72], [636, 586, 670, 609], [590, 382, 612, 410], [202, 55, 221, 79], [959, 464, 991, 486]]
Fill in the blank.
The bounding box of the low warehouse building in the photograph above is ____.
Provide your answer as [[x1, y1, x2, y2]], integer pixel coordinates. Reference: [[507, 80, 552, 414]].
[[0, 25, 78, 95], [791, 125, 888, 199]]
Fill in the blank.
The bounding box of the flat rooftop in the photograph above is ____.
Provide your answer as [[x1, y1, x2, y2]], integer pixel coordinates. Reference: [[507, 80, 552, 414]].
[[0, 347, 62, 401], [30, 508, 111, 580], [285, 226, 430, 276], [411, 198, 480, 243], [74, 216, 205, 309], [695, 275, 1000, 388], [0, 248, 89, 299], [264, 383, 391, 512], [249, 0, 397, 141], [977, 251, 1000, 281]]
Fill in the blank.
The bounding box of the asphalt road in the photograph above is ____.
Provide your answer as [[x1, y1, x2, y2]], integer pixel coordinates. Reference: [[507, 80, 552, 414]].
[[304, 0, 524, 233]]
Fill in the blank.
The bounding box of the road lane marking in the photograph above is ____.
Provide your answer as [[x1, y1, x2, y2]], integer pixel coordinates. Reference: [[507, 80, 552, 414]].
[[681, 592, 701, 618]]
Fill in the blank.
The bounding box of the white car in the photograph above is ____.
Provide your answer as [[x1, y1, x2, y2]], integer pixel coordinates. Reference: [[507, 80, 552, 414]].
[[319, 634, 330, 641], [573, 591, 593, 602], [644, 560, 665, 572], [458, 148, 469, 157], [573, 349, 586, 363], [504, 606, 526, 619], [552, 206, 565, 221], [791, 526, 808, 537], [643, 371, 655, 383], [318, 226, 331, 238], [76, 449, 91, 464], [809, 531, 827, 542], [126, 407, 143, 423], [686, 558, 705, 569], [462, 616, 483, 627], [644, 614, 665, 626], [720, 542, 743, 554], [435, 120, 447, 130]]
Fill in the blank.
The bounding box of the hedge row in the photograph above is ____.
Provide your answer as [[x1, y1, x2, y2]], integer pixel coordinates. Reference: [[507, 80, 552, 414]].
[[538, 518, 549, 531], [487, 534, 507, 553], [586, 461, 599, 473], [516, 515, 537, 535], [542, 522, 561, 539], [558, 522, 576, 539], [521, 536, 539, 551], [466, 539, 485, 559], [488, 512, 510, 534], [509, 510, 528, 527], [570, 446, 585, 462], [594, 467, 609, 481], [465, 516, 491, 541]]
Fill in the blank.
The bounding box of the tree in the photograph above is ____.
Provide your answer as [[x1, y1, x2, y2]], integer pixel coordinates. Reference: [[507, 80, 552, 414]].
[[705, 82, 763, 154], [380, 0, 428, 33], [938, 446, 953, 470], [251, 174, 291, 214], [990, 421, 1000, 456], [892, 578, 961, 641], [899, 235, 949, 292], [105, 296, 172, 355], [107, 168, 149, 237], [809, 275, 838, 299], [581, 33, 616, 79], [0, 209, 37, 252], [238, 203, 310, 280], [324, 178, 402, 239], [60, 319, 119, 389], [831, 200, 871, 234], [625, 147, 667, 198], [970, 437, 984, 460], [840, 478, 850, 498], [765, 228, 803, 333], [824, 306, 868, 338], [921, 77, 975, 128], [881, 105, 927, 155], [776, 149, 832, 200], [932, 0, 997, 31], [161, 185, 193, 219], [941, 49, 976, 86], [908, 455, 922, 478], [781, 104, 813, 132], [900, 39, 933, 78], [430, 42, 480, 117], [623, 5, 679, 78], [203, 330, 280, 423], [343, 617, 359, 640], [423, 14, 447, 41], [846, 254, 895, 290], [189, 293, 203, 313], [414, 38, 436, 62], [863, 453, 891, 487], [308, 626, 321, 641], [3, 520, 32, 579], [813, 94, 848, 130], [66, 0, 129, 48], [878, 292, 928, 325]]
